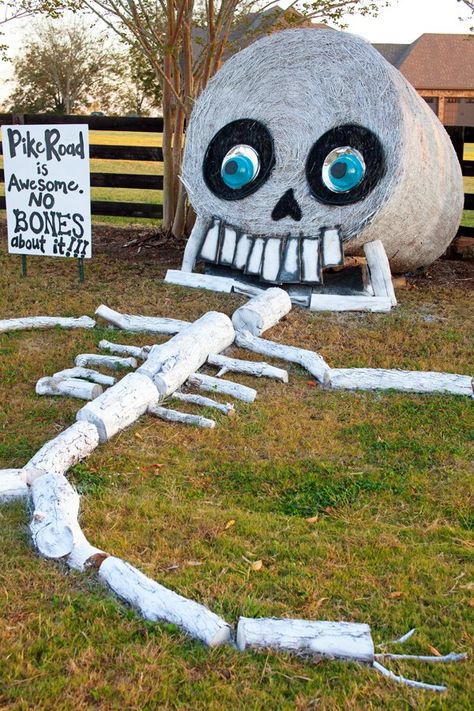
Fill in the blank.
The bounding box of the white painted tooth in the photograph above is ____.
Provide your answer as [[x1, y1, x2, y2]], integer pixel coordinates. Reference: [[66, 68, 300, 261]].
[[245, 237, 265, 275], [233, 234, 252, 270], [261, 238, 282, 282], [301, 237, 321, 283], [219, 226, 237, 266], [199, 219, 220, 262], [322, 228, 343, 267], [279, 238, 300, 282]]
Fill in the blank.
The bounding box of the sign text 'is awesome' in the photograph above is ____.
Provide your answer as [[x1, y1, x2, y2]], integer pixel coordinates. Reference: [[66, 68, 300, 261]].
[[2, 124, 91, 258]]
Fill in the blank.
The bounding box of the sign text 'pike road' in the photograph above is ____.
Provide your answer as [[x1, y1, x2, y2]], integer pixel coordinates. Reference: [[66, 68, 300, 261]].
[[2, 124, 92, 259]]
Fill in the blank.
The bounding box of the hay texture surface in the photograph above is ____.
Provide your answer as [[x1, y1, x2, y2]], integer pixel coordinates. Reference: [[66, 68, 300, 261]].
[[182, 29, 463, 272]]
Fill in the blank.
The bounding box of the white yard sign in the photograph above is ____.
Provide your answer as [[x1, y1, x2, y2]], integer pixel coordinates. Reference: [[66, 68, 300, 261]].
[[1, 124, 91, 258]]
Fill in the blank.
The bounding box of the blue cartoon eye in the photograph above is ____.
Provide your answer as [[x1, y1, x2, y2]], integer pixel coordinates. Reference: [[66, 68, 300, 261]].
[[322, 147, 366, 193], [221, 145, 260, 190]]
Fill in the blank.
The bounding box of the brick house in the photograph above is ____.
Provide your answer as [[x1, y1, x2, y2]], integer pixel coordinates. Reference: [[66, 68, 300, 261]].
[[373, 34, 474, 126]]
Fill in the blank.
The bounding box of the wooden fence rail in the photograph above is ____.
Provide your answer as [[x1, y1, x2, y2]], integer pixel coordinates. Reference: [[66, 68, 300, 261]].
[[0, 115, 472, 231], [0, 113, 164, 220]]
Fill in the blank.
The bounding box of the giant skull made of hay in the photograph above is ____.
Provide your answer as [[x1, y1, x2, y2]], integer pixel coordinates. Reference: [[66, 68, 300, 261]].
[[180, 28, 463, 285]]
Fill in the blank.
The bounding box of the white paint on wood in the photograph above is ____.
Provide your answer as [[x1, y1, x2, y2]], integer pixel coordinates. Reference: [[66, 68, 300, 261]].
[[98, 339, 150, 361], [181, 214, 211, 271], [137, 312, 235, 398], [262, 238, 282, 282], [53, 367, 116, 386], [187, 373, 257, 403], [95, 304, 188, 334], [173, 391, 235, 415], [208, 354, 288, 383], [325, 368, 473, 397], [67, 529, 106, 572], [22, 421, 100, 484], [280, 238, 300, 282], [76, 372, 159, 443], [232, 288, 292, 337], [165, 269, 236, 293], [236, 617, 374, 663], [235, 330, 329, 383], [301, 238, 321, 283], [373, 660, 447, 693], [99, 556, 232, 647], [0, 315, 95, 333], [231, 282, 265, 298], [322, 228, 343, 267], [246, 238, 264, 275], [75, 354, 138, 370], [219, 226, 237, 265], [199, 219, 220, 262], [233, 234, 252, 270], [310, 294, 392, 312], [30, 473, 81, 559], [36, 377, 103, 400], [0, 469, 28, 502], [149, 405, 216, 429], [364, 240, 397, 306]]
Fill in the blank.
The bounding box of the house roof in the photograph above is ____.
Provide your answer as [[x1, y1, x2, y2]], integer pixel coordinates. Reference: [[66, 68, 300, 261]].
[[373, 33, 474, 91]]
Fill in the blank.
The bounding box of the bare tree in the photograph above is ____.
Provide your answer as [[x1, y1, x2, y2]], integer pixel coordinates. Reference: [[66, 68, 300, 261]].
[[8, 18, 128, 114]]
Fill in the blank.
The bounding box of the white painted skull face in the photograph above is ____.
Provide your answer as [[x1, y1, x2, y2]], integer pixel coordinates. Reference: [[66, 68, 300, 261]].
[[182, 29, 463, 280]]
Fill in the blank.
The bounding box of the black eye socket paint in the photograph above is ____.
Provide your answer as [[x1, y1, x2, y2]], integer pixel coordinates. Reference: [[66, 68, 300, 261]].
[[203, 119, 275, 201], [306, 124, 386, 206]]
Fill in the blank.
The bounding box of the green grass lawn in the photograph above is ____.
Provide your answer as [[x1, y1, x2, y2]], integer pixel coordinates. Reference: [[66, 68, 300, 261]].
[[0, 244, 472, 709]]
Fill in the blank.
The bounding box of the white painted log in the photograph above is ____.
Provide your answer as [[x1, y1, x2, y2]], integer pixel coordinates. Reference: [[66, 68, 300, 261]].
[[137, 311, 235, 397], [0, 315, 95, 333], [76, 372, 159, 443], [22, 421, 100, 485], [310, 294, 392, 312], [29, 472, 104, 568], [232, 288, 292, 336], [98, 339, 150, 361], [30, 473, 80, 558], [231, 282, 265, 297], [75, 354, 138, 370], [181, 213, 211, 272], [149, 406, 216, 429], [99, 556, 231, 647], [208, 354, 288, 383], [0, 469, 28, 502], [95, 304, 188, 334], [53, 367, 116, 386], [36, 377, 103, 400], [364, 240, 397, 306], [325, 368, 473, 397], [187, 373, 257, 403], [236, 617, 374, 663], [173, 391, 235, 415], [67, 529, 106, 572], [165, 269, 236, 293], [235, 330, 329, 383]]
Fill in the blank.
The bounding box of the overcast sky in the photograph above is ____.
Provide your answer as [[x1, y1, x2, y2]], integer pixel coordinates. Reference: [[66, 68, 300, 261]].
[[0, 0, 472, 106]]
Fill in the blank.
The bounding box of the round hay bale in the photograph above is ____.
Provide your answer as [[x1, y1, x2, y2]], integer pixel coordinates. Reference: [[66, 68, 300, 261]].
[[182, 28, 463, 273]]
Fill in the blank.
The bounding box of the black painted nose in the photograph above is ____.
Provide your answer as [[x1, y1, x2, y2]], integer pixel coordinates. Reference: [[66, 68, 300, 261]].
[[271, 188, 302, 222]]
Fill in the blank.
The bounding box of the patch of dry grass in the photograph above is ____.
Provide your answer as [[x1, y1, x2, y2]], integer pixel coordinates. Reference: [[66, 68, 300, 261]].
[[0, 242, 473, 710]]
